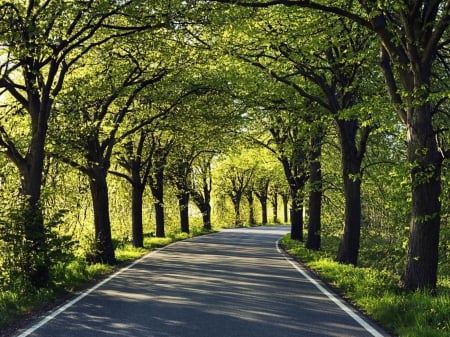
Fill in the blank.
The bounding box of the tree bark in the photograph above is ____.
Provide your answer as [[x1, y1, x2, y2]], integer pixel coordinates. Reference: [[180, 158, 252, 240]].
[[178, 191, 190, 234], [290, 194, 304, 241], [231, 193, 243, 227], [271, 192, 279, 223], [151, 168, 165, 238], [131, 183, 145, 248], [400, 103, 442, 290], [379, 31, 444, 290], [280, 158, 306, 241], [201, 203, 212, 231], [306, 134, 322, 251], [87, 167, 116, 264], [255, 180, 269, 224], [260, 198, 268, 224], [335, 119, 365, 266], [246, 190, 256, 225], [282, 193, 289, 223], [191, 190, 212, 231], [18, 129, 49, 287]]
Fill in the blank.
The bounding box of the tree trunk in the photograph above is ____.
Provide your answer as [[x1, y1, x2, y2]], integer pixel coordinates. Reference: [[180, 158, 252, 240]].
[[178, 191, 190, 234], [306, 134, 322, 251], [201, 203, 212, 231], [192, 191, 212, 231], [272, 192, 279, 223], [260, 197, 268, 224], [131, 183, 145, 248], [401, 103, 442, 290], [87, 167, 116, 264], [290, 192, 304, 241], [282, 193, 289, 223], [379, 45, 443, 290], [280, 158, 306, 241], [151, 168, 165, 238], [18, 109, 49, 288], [246, 190, 256, 225], [231, 193, 242, 227], [335, 120, 363, 265], [336, 171, 362, 265]]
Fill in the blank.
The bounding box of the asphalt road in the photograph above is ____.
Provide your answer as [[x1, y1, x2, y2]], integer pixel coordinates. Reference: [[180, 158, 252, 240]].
[[15, 226, 390, 337]]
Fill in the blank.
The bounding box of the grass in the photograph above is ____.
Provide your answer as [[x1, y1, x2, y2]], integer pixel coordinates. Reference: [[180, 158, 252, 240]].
[[0, 228, 213, 333], [282, 235, 450, 337]]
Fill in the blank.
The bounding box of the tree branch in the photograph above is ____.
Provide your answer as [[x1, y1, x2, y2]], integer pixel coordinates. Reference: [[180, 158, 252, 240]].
[[379, 46, 406, 123], [212, 0, 372, 29], [109, 169, 133, 184], [0, 125, 26, 169]]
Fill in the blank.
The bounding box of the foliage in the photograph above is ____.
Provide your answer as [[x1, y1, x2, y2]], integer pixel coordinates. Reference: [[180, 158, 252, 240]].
[[0, 196, 75, 293], [0, 0, 449, 333]]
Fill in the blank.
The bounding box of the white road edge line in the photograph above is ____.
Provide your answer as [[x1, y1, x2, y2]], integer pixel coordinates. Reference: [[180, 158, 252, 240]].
[[276, 239, 385, 337], [16, 245, 172, 337]]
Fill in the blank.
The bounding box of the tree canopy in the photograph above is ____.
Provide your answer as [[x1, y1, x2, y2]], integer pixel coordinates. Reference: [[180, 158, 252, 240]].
[[0, 0, 449, 301]]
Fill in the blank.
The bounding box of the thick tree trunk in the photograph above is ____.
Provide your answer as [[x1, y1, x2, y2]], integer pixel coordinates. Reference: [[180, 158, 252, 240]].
[[178, 191, 190, 234], [131, 184, 145, 248], [19, 111, 49, 288], [335, 120, 364, 266], [306, 134, 322, 251], [336, 172, 362, 265], [290, 192, 304, 241], [88, 167, 116, 264], [401, 104, 442, 290], [380, 46, 443, 290]]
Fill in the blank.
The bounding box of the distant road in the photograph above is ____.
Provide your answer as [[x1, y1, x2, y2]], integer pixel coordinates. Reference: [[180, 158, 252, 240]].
[[15, 226, 390, 337]]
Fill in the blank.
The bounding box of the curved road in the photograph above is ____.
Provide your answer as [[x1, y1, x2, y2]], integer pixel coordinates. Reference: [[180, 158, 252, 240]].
[[15, 226, 390, 337]]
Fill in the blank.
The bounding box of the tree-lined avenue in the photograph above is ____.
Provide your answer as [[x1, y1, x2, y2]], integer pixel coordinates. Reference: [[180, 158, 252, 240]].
[[15, 226, 390, 337]]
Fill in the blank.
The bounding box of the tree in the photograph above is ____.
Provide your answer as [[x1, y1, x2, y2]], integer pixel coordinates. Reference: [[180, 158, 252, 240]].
[[254, 176, 270, 225], [115, 130, 153, 248], [191, 154, 215, 230], [167, 144, 199, 234], [0, 0, 144, 286], [218, 155, 255, 227], [51, 34, 167, 262], [213, 0, 450, 292], [147, 131, 174, 238], [248, 106, 311, 240], [234, 8, 379, 263]]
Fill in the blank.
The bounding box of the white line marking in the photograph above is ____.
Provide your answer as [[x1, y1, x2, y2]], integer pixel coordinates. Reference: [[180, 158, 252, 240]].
[[16, 245, 172, 337], [276, 239, 385, 337]]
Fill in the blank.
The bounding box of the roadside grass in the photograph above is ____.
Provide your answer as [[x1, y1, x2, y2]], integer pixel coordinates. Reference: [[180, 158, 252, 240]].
[[282, 235, 450, 337], [0, 228, 213, 333]]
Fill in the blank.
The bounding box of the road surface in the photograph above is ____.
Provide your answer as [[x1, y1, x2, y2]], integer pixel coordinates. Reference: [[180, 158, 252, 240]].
[[15, 226, 390, 337]]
